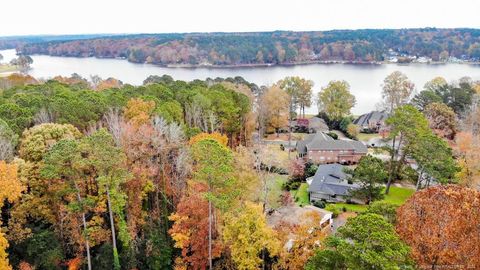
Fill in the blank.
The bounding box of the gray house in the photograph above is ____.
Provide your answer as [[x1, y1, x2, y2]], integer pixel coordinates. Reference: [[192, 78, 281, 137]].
[[308, 164, 361, 203], [353, 110, 389, 132]]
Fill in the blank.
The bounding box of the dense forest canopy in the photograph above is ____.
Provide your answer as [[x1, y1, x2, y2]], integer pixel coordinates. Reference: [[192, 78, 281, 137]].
[[1, 71, 480, 269], [10, 28, 480, 66]]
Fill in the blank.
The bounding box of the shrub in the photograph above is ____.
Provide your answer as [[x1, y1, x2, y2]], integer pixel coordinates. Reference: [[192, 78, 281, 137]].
[[325, 204, 340, 218], [282, 180, 301, 191], [313, 200, 326, 208], [305, 162, 318, 178], [326, 132, 338, 140]]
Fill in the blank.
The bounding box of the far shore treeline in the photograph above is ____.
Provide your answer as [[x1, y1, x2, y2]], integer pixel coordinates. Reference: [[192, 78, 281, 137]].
[[2, 28, 480, 66]]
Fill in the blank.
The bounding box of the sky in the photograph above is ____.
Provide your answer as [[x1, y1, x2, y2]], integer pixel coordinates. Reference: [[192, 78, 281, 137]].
[[2, 0, 480, 36]]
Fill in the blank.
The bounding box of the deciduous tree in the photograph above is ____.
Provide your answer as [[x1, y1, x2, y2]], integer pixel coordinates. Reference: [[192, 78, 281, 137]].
[[259, 86, 289, 137], [424, 102, 457, 140], [223, 202, 279, 270], [396, 185, 480, 269], [317, 80, 356, 121], [0, 161, 24, 270], [381, 71, 414, 113]]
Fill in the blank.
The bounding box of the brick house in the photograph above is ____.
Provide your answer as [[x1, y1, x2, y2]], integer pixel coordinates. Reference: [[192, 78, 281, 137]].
[[296, 132, 367, 164]]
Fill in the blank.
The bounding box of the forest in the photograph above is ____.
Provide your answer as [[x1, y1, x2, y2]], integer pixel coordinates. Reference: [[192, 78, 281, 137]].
[[11, 28, 480, 66], [0, 72, 479, 270]]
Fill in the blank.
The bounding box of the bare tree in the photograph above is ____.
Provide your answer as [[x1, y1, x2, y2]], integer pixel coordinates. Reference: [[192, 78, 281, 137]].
[[103, 108, 124, 146], [0, 138, 14, 161], [34, 108, 56, 125]]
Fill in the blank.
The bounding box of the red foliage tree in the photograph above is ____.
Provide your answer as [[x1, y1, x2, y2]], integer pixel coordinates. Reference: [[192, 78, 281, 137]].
[[169, 182, 222, 270]]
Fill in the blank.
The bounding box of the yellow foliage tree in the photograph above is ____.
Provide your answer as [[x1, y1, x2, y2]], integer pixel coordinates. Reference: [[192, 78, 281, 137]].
[[123, 98, 156, 126], [274, 211, 327, 270], [188, 132, 228, 147], [223, 202, 280, 270], [0, 161, 24, 270]]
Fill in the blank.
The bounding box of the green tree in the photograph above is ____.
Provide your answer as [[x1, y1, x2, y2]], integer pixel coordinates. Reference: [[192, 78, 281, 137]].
[[317, 80, 356, 121], [410, 132, 458, 190], [411, 90, 442, 111], [364, 201, 398, 224], [190, 138, 237, 269], [434, 79, 475, 114], [306, 214, 413, 270], [41, 139, 92, 270], [385, 105, 428, 194], [78, 129, 129, 270], [0, 103, 33, 135], [346, 156, 387, 204]]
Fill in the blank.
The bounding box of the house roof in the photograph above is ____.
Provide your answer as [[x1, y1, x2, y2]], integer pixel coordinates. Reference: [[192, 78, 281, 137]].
[[309, 117, 329, 132], [353, 110, 389, 127], [308, 164, 359, 196], [296, 132, 368, 154]]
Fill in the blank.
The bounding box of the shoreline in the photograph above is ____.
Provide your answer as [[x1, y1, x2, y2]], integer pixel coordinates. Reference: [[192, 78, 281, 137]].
[[8, 51, 480, 69]]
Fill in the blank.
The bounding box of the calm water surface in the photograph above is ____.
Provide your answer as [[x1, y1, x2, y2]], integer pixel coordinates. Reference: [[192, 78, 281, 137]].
[[2, 49, 480, 115]]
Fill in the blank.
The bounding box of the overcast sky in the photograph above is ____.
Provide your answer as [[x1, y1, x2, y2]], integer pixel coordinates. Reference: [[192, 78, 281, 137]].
[[2, 0, 480, 36]]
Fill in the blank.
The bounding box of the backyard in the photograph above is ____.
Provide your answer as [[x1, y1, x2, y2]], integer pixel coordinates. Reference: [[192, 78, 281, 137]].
[[326, 186, 415, 212], [290, 183, 309, 206]]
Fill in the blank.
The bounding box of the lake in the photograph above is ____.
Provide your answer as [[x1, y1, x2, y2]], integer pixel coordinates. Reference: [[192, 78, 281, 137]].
[[2, 49, 480, 115]]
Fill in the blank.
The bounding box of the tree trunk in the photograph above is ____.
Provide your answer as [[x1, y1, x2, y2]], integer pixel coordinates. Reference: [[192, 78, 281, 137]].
[[208, 199, 213, 270], [416, 167, 424, 191], [385, 136, 396, 194], [106, 188, 120, 270], [288, 120, 292, 160], [74, 181, 92, 270]]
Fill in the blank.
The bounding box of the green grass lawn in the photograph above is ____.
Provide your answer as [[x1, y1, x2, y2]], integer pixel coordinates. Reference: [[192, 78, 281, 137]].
[[326, 186, 415, 213], [0, 64, 18, 73], [357, 132, 381, 142], [291, 183, 309, 207], [267, 174, 288, 209]]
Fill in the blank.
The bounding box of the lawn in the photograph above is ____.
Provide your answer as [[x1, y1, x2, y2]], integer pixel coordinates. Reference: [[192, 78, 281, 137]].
[[0, 64, 18, 73], [290, 183, 309, 207], [266, 174, 288, 209], [357, 132, 381, 142], [326, 186, 415, 213]]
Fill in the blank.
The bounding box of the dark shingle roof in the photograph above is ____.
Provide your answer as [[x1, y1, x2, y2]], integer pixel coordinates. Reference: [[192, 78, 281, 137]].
[[354, 111, 389, 127], [296, 132, 367, 154], [308, 164, 359, 196], [309, 117, 329, 132]]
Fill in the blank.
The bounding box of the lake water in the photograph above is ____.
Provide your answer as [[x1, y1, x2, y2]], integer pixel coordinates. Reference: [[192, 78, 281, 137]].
[[2, 49, 480, 115]]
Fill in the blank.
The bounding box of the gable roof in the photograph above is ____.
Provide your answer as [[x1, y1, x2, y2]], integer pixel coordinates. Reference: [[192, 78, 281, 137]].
[[297, 132, 367, 154], [354, 111, 389, 127], [309, 117, 329, 132], [308, 164, 359, 196]]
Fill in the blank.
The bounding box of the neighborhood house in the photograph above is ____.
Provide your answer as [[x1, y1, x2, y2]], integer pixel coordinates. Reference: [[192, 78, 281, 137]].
[[307, 164, 361, 204], [296, 132, 367, 164], [353, 110, 389, 133], [292, 116, 329, 133]]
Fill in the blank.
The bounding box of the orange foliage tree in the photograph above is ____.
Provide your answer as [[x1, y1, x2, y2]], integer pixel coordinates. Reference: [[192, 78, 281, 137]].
[[169, 182, 222, 270], [396, 185, 480, 269], [123, 98, 156, 126], [188, 132, 228, 147], [455, 131, 480, 187]]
